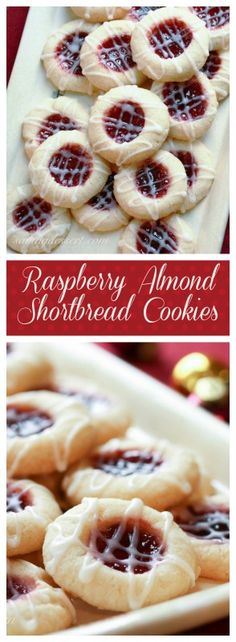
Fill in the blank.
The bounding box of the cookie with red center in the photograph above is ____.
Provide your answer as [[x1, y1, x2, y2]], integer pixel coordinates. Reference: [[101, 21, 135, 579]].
[[172, 494, 229, 581], [42, 20, 99, 94], [22, 96, 88, 160], [70, 7, 129, 22], [71, 173, 130, 232], [127, 7, 164, 22], [152, 72, 218, 140], [80, 20, 144, 91], [7, 559, 76, 634], [114, 149, 187, 220], [89, 85, 169, 166], [29, 130, 109, 208], [201, 49, 229, 102], [190, 6, 230, 51], [119, 214, 195, 254], [130, 7, 209, 82], [164, 140, 215, 212], [7, 390, 94, 477], [7, 343, 53, 396], [7, 184, 71, 253], [63, 437, 200, 510]]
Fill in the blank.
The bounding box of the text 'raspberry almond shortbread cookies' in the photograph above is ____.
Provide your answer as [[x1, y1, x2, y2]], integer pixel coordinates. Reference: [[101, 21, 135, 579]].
[[7, 344, 53, 396], [43, 498, 199, 611], [7, 559, 76, 635], [29, 130, 109, 208], [22, 96, 89, 160], [114, 149, 187, 220], [41, 20, 99, 94], [189, 6, 230, 51], [88, 85, 169, 165], [7, 390, 94, 477], [70, 7, 129, 22], [152, 72, 218, 140], [80, 20, 144, 92], [164, 140, 215, 212], [201, 49, 229, 102], [7, 184, 71, 254], [130, 7, 209, 82], [118, 214, 195, 254], [72, 172, 130, 232], [62, 437, 200, 510]]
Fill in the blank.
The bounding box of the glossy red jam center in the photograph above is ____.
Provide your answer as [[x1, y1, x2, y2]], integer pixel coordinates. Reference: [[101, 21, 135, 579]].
[[89, 174, 116, 210], [56, 31, 88, 75], [176, 506, 229, 542], [174, 150, 198, 187], [7, 482, 32, 513], [162, 78, 207, 121], [48, 144, 92, 187], [98, 34, 135, 72], [37, 113, 78, 144], [129, 7, 163, 21], [149, 19, 193, 59], [92, 449, 163, 476], [136, 161, 170, 198], [103, 101, 145, 144], [90, 518, 165, 573], [7, 575, 36, 600], [192, 6, 230, 30], [13, 197, 52, 233], [7, 405, 53, 438], [136, 220, 178, 254], [201, 50, 221, 79]]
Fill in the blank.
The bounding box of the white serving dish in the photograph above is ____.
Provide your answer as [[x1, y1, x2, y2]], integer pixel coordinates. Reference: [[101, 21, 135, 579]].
[[7, 7, 229, 255], [35, 341, 229, 636]]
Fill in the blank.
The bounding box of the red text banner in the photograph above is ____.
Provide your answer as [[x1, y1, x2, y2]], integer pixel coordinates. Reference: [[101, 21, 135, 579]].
[[7, 260, 229, 336]]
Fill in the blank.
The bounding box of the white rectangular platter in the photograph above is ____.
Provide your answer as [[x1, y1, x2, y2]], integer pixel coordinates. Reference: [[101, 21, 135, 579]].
[[7, 6, 229, 255], [35, 341, 229, 636]]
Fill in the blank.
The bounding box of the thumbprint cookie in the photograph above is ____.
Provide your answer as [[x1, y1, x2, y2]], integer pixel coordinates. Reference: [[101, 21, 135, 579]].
[[127, 7, 164, 22], [119, 214, 195, 254], [189, 6, 230, 51], [7, 344, 53, 396], [201, 49, 229, 102], [164, 140, 215, 212], [71, 172, 130, 232], [71, 7, 129, 22]]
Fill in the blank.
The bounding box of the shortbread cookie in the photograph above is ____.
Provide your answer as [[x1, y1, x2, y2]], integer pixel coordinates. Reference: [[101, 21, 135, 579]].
[[22, 96, 88, 160], [201, 49, 229, 102], [80, 20, 144, 91], [29, 130, 109, 208], [71, 173, 130, 232], [152, 72, 218, 140], [71, 7, 129, 22], [7, 559, 76, 635], [127, 7, 164, 22], [7, 390, 93, 477], [7, 344, 53, 396], [164, 140, 215, 212], [7, 479, 61, 557], [42, 20, 99, 94], [88, 85, 169, 165], [27, 471, 68, 511], [62, 437, 199, 509], [7, 184, 71, 254], [43, 497, 199, 611], [114, 149, 187, 220], [173, 494, 229, 582], [119, 214, 195, 254], [190, 6, 230, 51], [131, 7, 209, 82]]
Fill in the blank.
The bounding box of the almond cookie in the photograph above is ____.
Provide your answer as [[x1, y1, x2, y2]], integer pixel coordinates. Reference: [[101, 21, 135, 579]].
[[42, 20, 99, 94], [190, 6, 230, 51], [130, 7, 209, 82], [71, 172, 130, 232], [127, 7, 164, 22], [118, 214, 195, 254], [114, 149, 187, 220], [201, 49, 229, 102], [7, 184, 71, 254], [62, 437, 200, 509], [164, 140, 215, 212], [7, 559, 76, 634], [152, 72, 218, 140], [29, 130, 109, 208], [7, 343, 53, 396], [173, 494, 229, 582], [88, 85, 169, 165], [7, 479, 61, 557], [43, 497, 199, 611], [22, 96, 88, 160], [7, 390, 93, 477], [71, 7, 129, 22]]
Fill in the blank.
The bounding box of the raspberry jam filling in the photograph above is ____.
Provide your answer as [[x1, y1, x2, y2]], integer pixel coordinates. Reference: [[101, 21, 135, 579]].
[[92, 449, 163, 476], [13, 198, 52, 233], [56, 31, 88, 75], [98, 34, 135, 72], [201, 50, 221, 79], [7, 405, 53, 438], [7, 575, 36, 600], [129, 7, 163, 21], [192, 7, 230, 30], [162, 78, 207, 121], [136, 161, 170, 198], [48, 144, 92, 187], [136, 220, 178, 254], [174, 150, 198, 187], [89, 174, 116, 210], [37, 113, 78, 145], [103, 101, 145, 144], [90, 518, 165, 573], [7, 482, 32, 513], [149, 19, 193, 59], [176, 506, 229, 542]]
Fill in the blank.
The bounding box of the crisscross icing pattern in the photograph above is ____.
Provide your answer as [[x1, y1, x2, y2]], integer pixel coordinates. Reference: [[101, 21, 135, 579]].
[[49, 144, 92, 187], [136, 220, 178, 254], [201, 50, 221, 79], [13, 197, 52, 233], [103, 101, 145, 144], [192, 6, 230, 30], [162, 78, 207, 121], [98, 34, 135, 72], [7, 406, 53, 439], [149, 19, 193, 59], [93, 448, 163, 476], [7, 575, 36, 601], [56, 31, 88, 76], [129, 7, 163, 21], [174, 150, 198, 187], [37, 113, 78, 144], [7, 482, 32, 513], [89, 174, 116, 210], [177, 507, 230, 542], [136, 161, 170, 198]]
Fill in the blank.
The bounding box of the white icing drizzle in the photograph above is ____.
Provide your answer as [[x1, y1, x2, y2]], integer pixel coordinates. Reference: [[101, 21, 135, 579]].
[[7, 582, 75, 633]]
